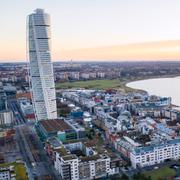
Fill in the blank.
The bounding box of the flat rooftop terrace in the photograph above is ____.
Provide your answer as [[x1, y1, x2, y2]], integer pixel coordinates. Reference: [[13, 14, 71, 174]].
[[39, 119, 73, 133], [47, 137, 62, 148]]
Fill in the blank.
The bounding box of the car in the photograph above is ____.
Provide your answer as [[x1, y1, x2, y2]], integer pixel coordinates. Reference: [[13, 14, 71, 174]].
[[154, 166, 159, 170]]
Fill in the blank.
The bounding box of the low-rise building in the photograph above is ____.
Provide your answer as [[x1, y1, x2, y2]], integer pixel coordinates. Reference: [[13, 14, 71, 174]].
[[0, 165, 16, 180], [89, 72, 96, 79], [97, 72, 105, 78], [37, 119, 85, 142], [18, 98, 35, 121], [81, 73, 90, 80], [70, 72, 80, 80], [45, 137, 62, 161], [162, 108, 180, 122], [0, 170, 11, 180], [0, 110, 13, 126]]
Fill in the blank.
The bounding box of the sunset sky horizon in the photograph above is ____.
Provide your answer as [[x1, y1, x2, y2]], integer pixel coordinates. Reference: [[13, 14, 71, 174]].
[[1, 0, 180, 62]]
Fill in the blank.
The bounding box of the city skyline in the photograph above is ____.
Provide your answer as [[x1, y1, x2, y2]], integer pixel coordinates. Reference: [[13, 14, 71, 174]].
[[1, 0, 180, 61]]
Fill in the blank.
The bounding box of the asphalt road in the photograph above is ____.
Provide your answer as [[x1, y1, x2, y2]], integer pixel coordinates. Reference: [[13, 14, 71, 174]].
[[16, 126, 35, 180], [8, 99, 26, 125], [16, 125, 61, 180], [8, 99, 61, 179]]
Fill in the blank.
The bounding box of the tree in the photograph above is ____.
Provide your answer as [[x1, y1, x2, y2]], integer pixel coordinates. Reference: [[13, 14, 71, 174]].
[[120, 173, 129, 180], [133, 172, 151, 180], [108, 174, 129, 180]]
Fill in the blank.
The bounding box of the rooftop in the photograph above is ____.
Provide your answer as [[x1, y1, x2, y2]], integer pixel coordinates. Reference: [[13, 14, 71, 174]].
[[133, 138, 180, 155], [35, 9, 44, 14], [39, 119, 73, 133], [47, 137, 62, 148], [62, 155, 77, 161], [80, 154, 100, 162], [55, 147, 68, 156]]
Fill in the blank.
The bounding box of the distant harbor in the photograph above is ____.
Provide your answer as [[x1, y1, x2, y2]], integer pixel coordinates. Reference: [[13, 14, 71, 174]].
[[127, 76, 180, 106]]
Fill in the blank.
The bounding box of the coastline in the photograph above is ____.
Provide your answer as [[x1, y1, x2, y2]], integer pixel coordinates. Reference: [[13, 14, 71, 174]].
[[124, 74, 180, 93], [125, 75, 180, 107], [56, 73, 180, 95]]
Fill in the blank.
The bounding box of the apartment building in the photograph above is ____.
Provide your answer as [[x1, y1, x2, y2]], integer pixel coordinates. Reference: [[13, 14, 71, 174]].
[[0, 110, 13, 126], [79, 155, 111, 179], [55, 149, 111, 180], [130, 139, 180, 168], [54, 148, 79, 180]]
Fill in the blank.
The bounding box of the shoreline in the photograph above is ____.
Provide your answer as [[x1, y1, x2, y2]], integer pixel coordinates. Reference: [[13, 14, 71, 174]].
[[124, 73, 180, 85], [123, 74, 180, 93], [56, 73, 180, 95], [125, 74, 180, 108]]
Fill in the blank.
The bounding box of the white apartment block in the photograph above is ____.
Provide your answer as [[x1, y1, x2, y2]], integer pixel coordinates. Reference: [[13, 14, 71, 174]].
[[0, 171, 11, 180], [130, 139, 180, 168], [81, 73, 90, 79], [79, 155, 111, 179], [0, 110, 13, 126], [27, 9, 57, 121], [89, 73, 96, 79], [0, 166, 15, 180], [70, 72, 80, 80], [97, 72, 105, 78], [54, 153, 79, 180], [54, 149, 113, 180]]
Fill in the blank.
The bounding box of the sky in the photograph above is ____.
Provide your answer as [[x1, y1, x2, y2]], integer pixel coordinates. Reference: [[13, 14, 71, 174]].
[[1, 0, 180, 61]]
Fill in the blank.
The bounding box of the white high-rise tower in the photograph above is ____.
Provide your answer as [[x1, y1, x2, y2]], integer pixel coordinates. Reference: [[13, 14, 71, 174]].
[[27, 9, 57, 121]]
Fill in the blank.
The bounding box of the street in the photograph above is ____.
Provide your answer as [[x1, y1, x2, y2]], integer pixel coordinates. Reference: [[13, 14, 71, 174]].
[[7, 99, 61, 179], [8, 99, 26, 125], [16, 125, 61, 180]]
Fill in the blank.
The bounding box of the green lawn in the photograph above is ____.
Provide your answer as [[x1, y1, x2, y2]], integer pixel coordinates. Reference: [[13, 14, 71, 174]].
[[144, 167, 176, 180], [15, 163, 28, 180], [56, 79, 131, 90], [0, 162, 28, 180]]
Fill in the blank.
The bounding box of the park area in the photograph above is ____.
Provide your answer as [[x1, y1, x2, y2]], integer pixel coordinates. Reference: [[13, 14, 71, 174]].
[[56, 79, 134, 91], [0, 162, 28, 180], [144, 166, 176, 180]]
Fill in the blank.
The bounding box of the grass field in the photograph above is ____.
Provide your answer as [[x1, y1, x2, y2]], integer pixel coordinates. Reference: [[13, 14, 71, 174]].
[[144, 167, 176, 180], [56, 79, 134, 91], [15, 163, 28, 180], [0, 162, 28, 180]]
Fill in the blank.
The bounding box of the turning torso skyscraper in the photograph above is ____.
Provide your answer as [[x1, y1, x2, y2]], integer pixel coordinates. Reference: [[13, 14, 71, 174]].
[[27, 9, 57, 121]]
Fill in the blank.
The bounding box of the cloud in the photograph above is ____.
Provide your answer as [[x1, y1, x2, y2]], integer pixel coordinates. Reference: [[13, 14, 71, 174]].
[[56, 40, 180, 61]]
